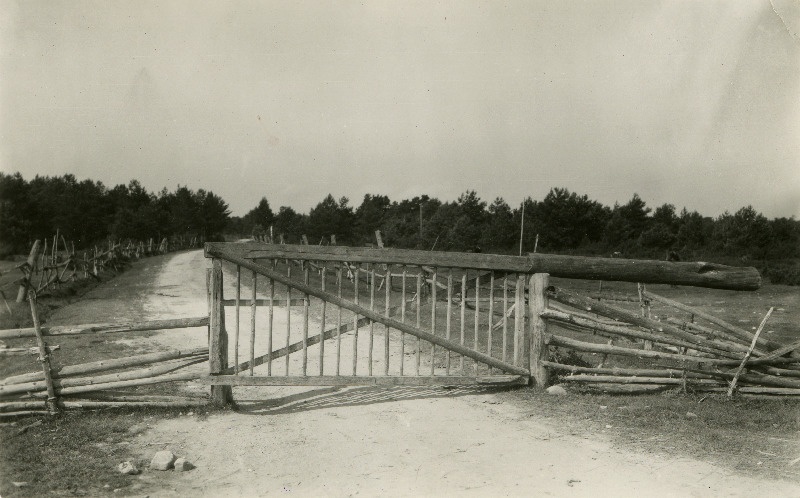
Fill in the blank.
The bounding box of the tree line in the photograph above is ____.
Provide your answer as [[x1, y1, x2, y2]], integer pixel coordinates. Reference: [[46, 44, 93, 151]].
[[2, 172, 797, 284], [0, 172, 230, 256], [230, 188, 800, 284]]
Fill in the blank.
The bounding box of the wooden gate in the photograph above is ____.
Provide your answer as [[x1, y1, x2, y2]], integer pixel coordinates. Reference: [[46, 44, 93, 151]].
[[202, 243, 537, 405], [201, 242, 761, 405]]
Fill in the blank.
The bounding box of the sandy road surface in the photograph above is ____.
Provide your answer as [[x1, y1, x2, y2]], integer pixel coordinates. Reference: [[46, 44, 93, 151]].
[[82, 250, 799, 497]]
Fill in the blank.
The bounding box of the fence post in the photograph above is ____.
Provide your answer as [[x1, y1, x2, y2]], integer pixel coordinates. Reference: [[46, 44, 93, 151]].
[[513, 274, 528, 371], [16, 240, 42, 302], [529, 273, 550, 388], [208, 259, 232, 406], [28, 290, 59, 414]]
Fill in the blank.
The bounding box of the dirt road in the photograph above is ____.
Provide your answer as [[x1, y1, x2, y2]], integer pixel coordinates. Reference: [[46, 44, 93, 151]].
[[83, 250, 800, 497]]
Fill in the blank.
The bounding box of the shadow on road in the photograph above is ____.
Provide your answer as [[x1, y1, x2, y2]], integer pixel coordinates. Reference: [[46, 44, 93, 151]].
[[232, 385, 520, 415]]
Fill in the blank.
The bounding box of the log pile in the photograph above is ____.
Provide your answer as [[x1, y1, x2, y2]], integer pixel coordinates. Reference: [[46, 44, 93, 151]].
[[542, 286, 800, 398]]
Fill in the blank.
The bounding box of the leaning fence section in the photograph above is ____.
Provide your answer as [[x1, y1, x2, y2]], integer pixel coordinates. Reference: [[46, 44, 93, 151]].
[[0, 293, 208, 417], [536, 279, 799, 398], [1, 233, 201, 309]]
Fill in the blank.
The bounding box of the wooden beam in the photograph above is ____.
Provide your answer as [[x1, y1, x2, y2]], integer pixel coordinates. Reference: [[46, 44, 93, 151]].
[[0, 316, 209, 339], [200, 375, 529, 387], [207, 242, 761, 290]]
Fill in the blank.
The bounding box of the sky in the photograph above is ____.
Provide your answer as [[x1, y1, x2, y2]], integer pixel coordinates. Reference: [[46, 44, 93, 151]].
[[1, 0, 798, 218]]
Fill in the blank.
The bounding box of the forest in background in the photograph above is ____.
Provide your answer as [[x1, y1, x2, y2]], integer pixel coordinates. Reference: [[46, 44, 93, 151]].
[[2, 172, 798, 284], [0, 172, 230, 255]]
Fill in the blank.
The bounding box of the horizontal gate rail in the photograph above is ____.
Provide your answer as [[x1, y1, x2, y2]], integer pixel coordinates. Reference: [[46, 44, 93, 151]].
[[207, 242, 761, 290], [199, 375, 528, 387], [206, 249, 530, 376]]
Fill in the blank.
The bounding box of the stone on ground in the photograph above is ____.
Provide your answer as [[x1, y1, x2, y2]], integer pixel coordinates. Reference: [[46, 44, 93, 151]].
[[174, 457, 195, 471], [150, 450, 176, 471], [546, 385, 568, 395], [117, 461, 140, 475]]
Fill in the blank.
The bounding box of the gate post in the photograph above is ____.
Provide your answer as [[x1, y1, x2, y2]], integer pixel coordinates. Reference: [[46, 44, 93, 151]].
[[513, 274, 528, 372], [529, 273, 550, 388], [209, 259, 232, 406]]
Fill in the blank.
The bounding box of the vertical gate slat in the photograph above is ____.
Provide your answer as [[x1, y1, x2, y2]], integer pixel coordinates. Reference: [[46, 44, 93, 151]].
[[352, 264, 360, 376], [445, 270, 453, 375], [267, 277, 275, 376], [249, 271, 257, 376], [400, 267, 407, 376], [319, 265, 327, 376], [336, 266, 343, 376], [502, 275, 508, 364], [302, 266, 310, 376], [430, 268, 437, 376], [234, 265, 241, 375], [415, 271, 422, 376], [474, 274, 480, 375], [384, 267, 391, 376], [488, 271, 495, 374], [460, 273, 467, 374], [369, 266, 375, 376], [285, 266, 292, 376]]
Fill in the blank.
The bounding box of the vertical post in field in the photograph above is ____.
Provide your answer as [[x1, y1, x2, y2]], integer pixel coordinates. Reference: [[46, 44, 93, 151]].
[[209, 259, 232, 406], [529, 273, 550, 388]]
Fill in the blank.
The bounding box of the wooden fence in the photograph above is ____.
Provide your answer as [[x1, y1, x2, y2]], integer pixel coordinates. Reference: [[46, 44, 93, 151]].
[[538, 280, 800, 398], [0, 294, 208, 416], [1, 234, 200, 306], [1, 239, 794, 417]]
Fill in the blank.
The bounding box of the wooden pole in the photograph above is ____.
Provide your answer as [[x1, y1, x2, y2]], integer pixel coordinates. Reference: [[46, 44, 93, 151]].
[[728, 307, 773, 398], [518, 202, 525, 256], [28, 291, 59, 414], [529, 273, 549, 388], [643, 290, 784, 354], [16, 240, 41, 302], [208, 259, 232, 406]]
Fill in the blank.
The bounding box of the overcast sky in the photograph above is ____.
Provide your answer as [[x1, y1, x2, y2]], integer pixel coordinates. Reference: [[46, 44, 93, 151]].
[[1, 1, 798, 218]]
